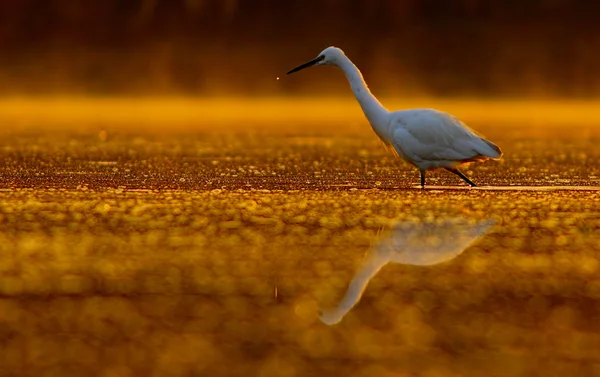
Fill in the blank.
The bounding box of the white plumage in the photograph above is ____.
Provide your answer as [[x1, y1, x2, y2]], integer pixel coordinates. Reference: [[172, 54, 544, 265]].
[[287, 46, 502, 187], [319, 218, 495, 325]]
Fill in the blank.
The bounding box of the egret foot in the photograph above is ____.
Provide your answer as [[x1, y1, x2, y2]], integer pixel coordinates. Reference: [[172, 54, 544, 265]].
[[420, 171, 426, 189], [444, 167, 476, 187]]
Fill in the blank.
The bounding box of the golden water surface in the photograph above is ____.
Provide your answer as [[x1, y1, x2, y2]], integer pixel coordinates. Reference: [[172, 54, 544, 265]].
[[0, 98, 599, 377]]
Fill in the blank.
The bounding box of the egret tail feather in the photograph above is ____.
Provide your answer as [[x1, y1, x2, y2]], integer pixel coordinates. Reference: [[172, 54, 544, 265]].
[[480, 138, 502, 159]]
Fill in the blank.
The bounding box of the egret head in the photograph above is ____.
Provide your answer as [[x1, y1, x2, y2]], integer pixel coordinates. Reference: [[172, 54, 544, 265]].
[[286, 46, 346, 75]]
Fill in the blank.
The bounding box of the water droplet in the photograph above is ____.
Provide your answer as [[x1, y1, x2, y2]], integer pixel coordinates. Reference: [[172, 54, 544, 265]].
[[98, 130, 107, 141]]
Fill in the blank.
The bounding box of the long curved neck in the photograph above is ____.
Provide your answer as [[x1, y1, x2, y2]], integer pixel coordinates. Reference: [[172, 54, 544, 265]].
[[319, 253, 388, 325], [337, 57, 391, 142]]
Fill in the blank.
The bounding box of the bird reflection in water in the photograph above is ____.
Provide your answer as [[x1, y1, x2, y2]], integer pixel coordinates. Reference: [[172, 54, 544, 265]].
[[319, 218, 496, 325]]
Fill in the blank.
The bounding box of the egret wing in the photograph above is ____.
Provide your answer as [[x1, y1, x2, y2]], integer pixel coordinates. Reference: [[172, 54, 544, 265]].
[[384, 219, 495, 265], [391, 110, 485, 163]]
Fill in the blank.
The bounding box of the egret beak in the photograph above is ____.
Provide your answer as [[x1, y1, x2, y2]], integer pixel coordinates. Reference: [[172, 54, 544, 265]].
[[286, 55, 324, 75]]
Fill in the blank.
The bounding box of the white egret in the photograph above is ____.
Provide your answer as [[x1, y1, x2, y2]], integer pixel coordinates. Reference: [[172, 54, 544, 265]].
[[287, 47, 502, 188], [319, 218, 495, 325]]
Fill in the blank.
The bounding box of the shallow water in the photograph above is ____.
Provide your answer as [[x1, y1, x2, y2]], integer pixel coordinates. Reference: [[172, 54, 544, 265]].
[[1, 105, 600, 376]]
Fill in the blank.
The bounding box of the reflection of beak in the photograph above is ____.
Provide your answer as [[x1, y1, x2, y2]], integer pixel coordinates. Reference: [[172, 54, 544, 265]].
[[286, 55, 324, 74]]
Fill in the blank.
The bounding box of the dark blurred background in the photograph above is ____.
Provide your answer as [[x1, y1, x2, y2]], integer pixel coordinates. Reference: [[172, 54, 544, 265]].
[[0, 0, 598, 97]]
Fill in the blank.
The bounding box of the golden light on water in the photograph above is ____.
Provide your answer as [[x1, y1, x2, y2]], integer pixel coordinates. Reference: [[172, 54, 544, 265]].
[[2, 97, 600, 127], [1, 0, 600, 375], [0, 100, 600, 375], [0, 188, 599, 376]]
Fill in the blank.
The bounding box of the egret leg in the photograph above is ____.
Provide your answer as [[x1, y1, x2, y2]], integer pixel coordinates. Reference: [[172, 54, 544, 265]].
[[444, 167, 476, 187], [420, 170, 426, 188]]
